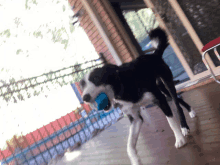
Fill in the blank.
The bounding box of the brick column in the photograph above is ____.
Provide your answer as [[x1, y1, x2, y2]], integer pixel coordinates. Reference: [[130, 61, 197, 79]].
[[69, 0, 135, 64]]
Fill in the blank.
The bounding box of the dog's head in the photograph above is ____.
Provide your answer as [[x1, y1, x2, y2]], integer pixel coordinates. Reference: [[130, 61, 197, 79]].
[[80, 64, 119, 112]]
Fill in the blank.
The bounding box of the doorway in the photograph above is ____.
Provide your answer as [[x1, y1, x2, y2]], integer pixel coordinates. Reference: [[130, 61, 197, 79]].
[[109, 1, 190, 84]]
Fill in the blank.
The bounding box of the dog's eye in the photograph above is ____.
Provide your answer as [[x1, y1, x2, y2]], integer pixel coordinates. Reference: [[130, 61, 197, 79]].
[[80, 79, 86, 88]]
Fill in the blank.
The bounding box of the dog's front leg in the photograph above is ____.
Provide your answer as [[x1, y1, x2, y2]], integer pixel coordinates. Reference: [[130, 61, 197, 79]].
[[127, 115, 143, 165]]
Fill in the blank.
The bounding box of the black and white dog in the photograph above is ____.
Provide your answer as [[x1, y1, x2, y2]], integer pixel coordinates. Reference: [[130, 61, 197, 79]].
[[80, 28, 196, 165]]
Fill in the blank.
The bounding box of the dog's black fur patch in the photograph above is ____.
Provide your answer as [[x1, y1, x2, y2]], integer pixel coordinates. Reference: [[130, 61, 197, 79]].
[[127, 114, 134, 123]]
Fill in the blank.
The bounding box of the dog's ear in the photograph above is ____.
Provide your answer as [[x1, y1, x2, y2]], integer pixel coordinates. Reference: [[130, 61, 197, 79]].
[[99, 53, 108, 65], [104, 65, 122, 94], [88, 64, 117, 86], [79, 79, 86, 90]]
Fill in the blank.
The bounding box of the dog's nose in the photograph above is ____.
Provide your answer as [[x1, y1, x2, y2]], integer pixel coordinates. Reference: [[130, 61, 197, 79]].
[[83, 94, 91, 102]]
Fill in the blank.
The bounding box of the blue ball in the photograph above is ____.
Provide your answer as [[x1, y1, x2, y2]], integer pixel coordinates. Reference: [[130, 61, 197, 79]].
[[95, 92, 109, 111]]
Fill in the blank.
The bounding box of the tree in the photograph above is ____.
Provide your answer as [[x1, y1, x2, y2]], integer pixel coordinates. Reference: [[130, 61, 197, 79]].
[[123, 8, 159, 43]]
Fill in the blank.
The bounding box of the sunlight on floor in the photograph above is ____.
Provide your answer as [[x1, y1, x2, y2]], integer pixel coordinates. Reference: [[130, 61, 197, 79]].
[[65, 150, 82, 162], [48, 150, 82, 165]]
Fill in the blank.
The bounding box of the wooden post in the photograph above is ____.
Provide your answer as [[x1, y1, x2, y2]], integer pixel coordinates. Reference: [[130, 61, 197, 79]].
[[144, 0, 194, 79], [81, 0, 122, 65]]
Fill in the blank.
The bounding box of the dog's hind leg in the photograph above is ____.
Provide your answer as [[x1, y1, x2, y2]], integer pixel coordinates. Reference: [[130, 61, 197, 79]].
[[159, 73, 190, 136], [152, 89, 187, 148], [178, 98, 196, 118], [157, 79, 196, 118], [127, 112, 143, 165]]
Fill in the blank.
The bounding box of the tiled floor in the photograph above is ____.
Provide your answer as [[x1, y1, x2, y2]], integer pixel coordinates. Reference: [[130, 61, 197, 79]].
[[58, 81, 220, 165]]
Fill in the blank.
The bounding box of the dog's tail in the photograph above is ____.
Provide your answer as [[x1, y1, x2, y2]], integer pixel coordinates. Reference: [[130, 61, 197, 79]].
[[149, 27, 169, 57]]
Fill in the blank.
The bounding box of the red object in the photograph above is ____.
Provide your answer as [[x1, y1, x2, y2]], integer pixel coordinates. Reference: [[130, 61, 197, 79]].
[[81, 103, 92, 113], [57, 118, 66, 128], [44, 124, 54, 136], [62, 116, 71, 126], [0, 150, 11, 160], [75, 82, 83, 95], [75, 81, 92, 113], [202, 37, 220, 52]]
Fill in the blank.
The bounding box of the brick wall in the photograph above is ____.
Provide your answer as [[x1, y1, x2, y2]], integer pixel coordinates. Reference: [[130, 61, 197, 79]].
[[69, 0, 135, 64]]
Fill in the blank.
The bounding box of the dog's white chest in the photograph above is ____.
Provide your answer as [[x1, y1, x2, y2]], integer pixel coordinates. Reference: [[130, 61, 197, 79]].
[[114, 92, 155, 113]]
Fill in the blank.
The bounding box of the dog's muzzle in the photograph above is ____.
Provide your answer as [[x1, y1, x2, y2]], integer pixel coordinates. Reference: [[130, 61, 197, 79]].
[[83, 94, 91, 102]]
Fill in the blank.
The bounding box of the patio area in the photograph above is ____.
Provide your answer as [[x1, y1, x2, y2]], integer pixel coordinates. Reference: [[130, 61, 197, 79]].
[[55, 81, 220, 165]]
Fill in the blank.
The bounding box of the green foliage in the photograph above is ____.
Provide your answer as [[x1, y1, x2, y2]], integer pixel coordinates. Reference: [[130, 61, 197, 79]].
[[14, 17, 22, 27], [25, 0, 29, 9], [0, 29, 11, 38], [63, 5, 66, 12], [33, 31, 43, 38], [69, 23, 75, 33], [16, 49, 23, 55], [123, 8, 159, 43], [61, 39, 69, 49], [50, 27, 69, 49], [4, 134, 26, 150], [0, 0, 89, 104], [25, 0, 38, 10]]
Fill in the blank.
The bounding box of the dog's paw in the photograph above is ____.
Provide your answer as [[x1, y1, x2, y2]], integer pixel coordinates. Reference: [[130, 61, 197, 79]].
[[175, 136, 187, 148], [189, 109, 196, 118], [181, 127, 190, 136]]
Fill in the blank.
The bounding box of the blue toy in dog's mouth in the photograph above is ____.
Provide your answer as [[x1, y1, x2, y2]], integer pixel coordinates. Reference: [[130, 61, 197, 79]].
[[95, 92, 110, 111]]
